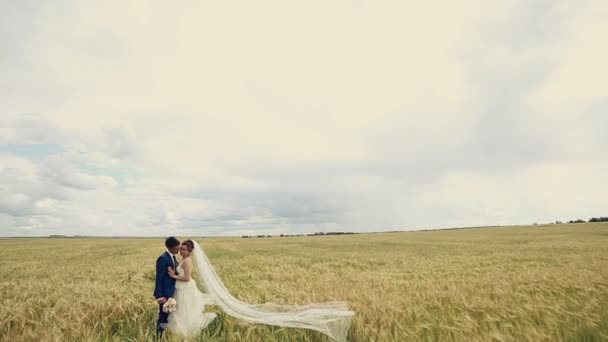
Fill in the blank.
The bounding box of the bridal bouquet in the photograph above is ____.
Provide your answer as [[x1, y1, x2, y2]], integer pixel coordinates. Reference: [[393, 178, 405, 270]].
[[162, 298, 177, 313]]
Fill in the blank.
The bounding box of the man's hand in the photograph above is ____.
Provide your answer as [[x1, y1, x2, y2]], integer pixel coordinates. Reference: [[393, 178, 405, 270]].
[[157, 297, 167, 304]]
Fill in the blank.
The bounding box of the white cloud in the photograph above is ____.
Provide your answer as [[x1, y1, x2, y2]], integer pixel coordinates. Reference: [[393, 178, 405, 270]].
[[1, 0, 607, 236]]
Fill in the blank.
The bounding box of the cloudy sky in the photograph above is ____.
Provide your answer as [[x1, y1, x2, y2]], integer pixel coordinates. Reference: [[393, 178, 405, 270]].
[[1, 0, 607, 236]]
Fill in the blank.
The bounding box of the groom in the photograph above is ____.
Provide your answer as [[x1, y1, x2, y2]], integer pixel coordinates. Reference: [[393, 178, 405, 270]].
[[154, 236, 180, 336]]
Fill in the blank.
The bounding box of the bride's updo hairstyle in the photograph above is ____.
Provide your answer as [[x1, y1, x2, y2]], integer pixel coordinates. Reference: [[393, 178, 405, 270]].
[[183, 240, 195, 252]]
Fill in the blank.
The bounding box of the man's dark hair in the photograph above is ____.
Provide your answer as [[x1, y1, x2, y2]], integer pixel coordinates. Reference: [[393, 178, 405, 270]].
[[165, 236, 180, 248]]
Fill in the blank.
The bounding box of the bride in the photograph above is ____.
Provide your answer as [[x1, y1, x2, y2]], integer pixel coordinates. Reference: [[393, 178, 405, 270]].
[[165, 239, 217, 335], [165, 239, 354, 341]]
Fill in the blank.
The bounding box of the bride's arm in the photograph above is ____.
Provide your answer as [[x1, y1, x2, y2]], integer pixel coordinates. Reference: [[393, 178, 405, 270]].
[[168, 258, 192, 282]]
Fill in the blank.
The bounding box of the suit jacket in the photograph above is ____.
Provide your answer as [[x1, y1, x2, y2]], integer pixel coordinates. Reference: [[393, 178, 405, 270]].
[[154, 251, 176, 299]]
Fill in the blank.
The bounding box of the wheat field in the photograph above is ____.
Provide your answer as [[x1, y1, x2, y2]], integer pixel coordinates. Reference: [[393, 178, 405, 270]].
[[1, 223, 607, 341]]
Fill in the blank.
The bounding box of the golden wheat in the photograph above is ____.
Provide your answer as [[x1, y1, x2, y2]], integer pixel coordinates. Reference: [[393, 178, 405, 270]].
[[1, 223, 607, 341]]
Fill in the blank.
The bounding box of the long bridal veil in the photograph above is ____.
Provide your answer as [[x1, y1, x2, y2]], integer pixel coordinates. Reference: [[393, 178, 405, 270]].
[[190, 240, 354, 341]]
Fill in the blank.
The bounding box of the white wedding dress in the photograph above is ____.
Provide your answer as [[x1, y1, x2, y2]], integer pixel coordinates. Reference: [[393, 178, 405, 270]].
[[187, 240, 353, 342], [166, 261, 217, 336]]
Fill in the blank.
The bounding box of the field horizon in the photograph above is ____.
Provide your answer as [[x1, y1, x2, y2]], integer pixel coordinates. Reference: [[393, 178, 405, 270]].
[[0, 221, 592, 239]]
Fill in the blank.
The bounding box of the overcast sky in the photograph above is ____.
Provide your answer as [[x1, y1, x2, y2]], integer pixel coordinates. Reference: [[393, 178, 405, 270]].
[[1, 0, 607, 236]]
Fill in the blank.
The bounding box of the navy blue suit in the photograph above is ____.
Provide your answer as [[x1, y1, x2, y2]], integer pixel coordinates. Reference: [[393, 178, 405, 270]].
[[154, 251, 177, 334]]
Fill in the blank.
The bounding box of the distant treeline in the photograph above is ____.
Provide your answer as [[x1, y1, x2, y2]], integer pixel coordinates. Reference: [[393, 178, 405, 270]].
[[241, 232, 356, 238], [49, 235, 91, 238], [555, 217, 608, 224]]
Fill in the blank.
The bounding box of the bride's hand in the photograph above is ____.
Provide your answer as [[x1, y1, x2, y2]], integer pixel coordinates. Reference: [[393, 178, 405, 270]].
[[168, 266, 176, 278]]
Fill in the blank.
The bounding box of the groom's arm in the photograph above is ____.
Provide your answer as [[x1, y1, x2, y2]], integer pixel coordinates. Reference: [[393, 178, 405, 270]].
[[154, 256, 166, 299], [168, 258, 192, 282]]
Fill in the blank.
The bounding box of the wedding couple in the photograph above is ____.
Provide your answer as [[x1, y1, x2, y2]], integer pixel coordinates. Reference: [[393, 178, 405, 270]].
[[154, 236, 355, 341], [154, 237, 216, 337]]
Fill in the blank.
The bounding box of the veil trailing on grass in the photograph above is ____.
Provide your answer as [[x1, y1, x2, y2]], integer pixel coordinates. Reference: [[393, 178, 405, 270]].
[[190, 240, 354, 342]]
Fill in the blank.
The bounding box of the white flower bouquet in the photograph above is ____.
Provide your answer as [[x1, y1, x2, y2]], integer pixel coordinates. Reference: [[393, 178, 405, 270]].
[[162, 298, 177, 313]]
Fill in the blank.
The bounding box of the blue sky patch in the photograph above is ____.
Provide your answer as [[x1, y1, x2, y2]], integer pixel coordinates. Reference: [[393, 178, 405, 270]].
[[0, 143, 64, 159]]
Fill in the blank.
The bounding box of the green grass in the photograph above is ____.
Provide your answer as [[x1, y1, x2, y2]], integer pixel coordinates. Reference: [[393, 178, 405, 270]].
[[1, 223, 607, 341]]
